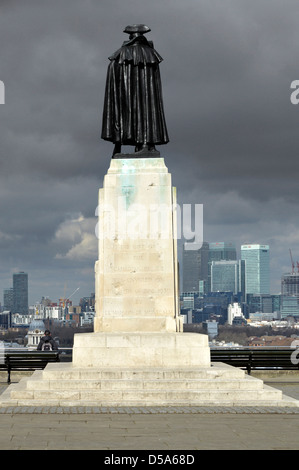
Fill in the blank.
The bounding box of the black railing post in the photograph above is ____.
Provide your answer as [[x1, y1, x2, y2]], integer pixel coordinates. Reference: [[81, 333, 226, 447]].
[[247, 351, 252, 375], [5, 356, 11, 384]]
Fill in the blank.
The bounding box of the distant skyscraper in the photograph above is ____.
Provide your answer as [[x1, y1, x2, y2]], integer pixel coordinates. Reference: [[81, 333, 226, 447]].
[[281, 273, 299, 299], [247, 294, 275, 314], [208, 242, 237, 292], [3, 288, 14, 312], [182, 242, 209, 292], [210, 260, 245, 296], [13, 272, 28, 314], [280, 273, 299, 318], [241, 244, 270, 295], [209, 242, 237, 263]]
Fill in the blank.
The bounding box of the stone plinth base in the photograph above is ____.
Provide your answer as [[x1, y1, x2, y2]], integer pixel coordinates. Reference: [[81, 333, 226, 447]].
[[94, 157, 181, 334], [72, 332, 210, 368]]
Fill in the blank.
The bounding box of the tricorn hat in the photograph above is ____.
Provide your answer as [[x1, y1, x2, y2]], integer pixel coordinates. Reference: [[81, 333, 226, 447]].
[[123, 24, 151, 34]]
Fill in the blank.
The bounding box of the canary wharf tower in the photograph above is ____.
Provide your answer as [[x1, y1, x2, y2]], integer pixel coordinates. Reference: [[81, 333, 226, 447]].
[[241, 244, 270, 295]]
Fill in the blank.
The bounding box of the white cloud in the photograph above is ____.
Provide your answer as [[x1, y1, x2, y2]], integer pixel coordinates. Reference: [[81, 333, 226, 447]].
[[0, 231, 21, 242], [54, 214, 97, 261], [57, 232, 97, 261]]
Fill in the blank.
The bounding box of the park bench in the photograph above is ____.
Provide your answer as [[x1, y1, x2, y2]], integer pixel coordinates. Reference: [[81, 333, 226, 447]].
[[1, 351, 60, 383], [210, 348, 299, 375]]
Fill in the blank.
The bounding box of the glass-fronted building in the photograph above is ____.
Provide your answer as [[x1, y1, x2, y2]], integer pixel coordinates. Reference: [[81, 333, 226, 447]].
[[210, 259, 245, 296], [208, 242, 237, 292], [281, 273, 299, 318], [246, 293, 278, 313], [182, 242, 209, 292], [13, 272, 28, 315], [241, 244, 270, 295], [3, 287, 14, 312], [209, 242, 237, 263]]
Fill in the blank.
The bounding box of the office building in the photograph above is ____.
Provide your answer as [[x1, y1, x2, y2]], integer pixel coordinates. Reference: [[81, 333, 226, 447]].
[[246, 294, 275, 314], [0, 311, 12, 329], [241, 244, 270, 295], [13, 272, 28, 315], [208, 242, 237, 292], [281, 273, 299, 299], [182, 242, 209, 292], [210, 259, 245, 296], [3, 288, 14, 312], [280, 273, 299, 318], [209, 242, 237, 263], [199, 291, 234, 322], [79, 293, 95, 312]]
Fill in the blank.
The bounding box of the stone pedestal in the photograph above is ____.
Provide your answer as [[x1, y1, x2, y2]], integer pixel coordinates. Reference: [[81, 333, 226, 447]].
[[72, 332, 210, 368], [94, 157, 181, 334], [72, 156, 209, 368]]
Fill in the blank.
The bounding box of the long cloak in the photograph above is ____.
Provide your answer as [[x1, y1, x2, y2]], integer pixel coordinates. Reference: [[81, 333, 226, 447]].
[[101, 35, 169, 147]]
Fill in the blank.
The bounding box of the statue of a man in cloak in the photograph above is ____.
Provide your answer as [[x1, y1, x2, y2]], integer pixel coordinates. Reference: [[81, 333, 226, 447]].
[[101, 24, 169, 157]]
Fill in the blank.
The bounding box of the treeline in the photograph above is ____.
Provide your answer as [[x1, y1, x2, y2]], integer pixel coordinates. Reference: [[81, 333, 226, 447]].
[[1, 324, 93, 347], [184, 323, 299, 346], [47, 324, 93, 347]]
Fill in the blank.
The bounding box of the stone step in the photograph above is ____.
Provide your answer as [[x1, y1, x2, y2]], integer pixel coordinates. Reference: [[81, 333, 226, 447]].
[[41, 363, 246, 381], [1, 399, 294, 407], [2, 388, 299, 408], [9, 387, 283, 404], [2, 362, 299, 408], [25, 376, 264, 391]]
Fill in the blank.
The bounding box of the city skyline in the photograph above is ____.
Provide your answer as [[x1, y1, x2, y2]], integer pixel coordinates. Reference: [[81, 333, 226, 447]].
[[181, 240, 299, 298], [0, 236, 297, 308], [2, 270, 93, 311], [1, 1, 299, 303]]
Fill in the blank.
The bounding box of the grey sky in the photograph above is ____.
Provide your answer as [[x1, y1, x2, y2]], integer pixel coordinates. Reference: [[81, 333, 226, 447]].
[[1, 0, 299, 304]]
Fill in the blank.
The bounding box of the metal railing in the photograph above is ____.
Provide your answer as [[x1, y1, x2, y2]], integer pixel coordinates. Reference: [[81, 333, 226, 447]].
[[2, 346, 299, 369], [1, 347, 73, 362], [210, 347, 299, 374]]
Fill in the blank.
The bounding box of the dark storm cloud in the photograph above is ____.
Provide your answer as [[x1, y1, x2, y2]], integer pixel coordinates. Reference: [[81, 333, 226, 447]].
[[1, 0, 299, 301]]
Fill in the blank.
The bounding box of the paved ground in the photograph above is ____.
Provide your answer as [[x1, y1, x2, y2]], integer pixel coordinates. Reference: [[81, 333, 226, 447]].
[[0, 377, 299, 450], [1, 410, 299, 450]]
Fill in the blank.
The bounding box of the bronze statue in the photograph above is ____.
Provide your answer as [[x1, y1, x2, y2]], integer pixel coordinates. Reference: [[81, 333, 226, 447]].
[[101, 24, 169, 157]]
